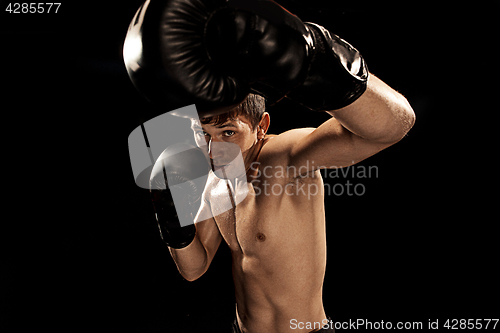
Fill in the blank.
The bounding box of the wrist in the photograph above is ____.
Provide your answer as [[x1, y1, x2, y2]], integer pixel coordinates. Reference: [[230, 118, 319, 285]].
[[158, 220, 196, 249]]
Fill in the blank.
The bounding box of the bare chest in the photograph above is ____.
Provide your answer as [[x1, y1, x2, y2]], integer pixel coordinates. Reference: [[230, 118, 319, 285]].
[[213, 183, 267, 253], [213, 174, 324, 254]]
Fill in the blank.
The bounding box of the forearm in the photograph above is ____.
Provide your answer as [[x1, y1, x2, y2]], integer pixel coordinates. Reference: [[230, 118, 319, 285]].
[[169, 234, 209, 282], [327, 74, 415, 144]]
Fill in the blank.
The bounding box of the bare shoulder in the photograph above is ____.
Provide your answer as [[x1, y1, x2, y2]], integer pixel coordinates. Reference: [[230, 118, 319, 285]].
[[264, 128, 316, 151], [259, 128, 316, 167]]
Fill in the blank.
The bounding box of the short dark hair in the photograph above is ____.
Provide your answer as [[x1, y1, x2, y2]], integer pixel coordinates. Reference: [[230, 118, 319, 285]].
[[200, 94, 266, 131]]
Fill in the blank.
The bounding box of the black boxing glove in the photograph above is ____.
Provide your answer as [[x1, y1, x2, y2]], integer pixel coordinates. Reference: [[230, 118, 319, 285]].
[[204, 0, 368, 111], [149, 144, 210, 249], [284, 22, 369, 111], [123, 0, 368, 115], [124, 0, 250, 117]]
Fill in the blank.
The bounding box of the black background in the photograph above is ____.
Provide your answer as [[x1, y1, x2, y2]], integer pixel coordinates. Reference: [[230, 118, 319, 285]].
[[1, 0, 498, 332]]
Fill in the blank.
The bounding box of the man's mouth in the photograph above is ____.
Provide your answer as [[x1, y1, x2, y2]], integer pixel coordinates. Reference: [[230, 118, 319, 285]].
[[210, 160, 228, 168], [212, 164, 228, 170]]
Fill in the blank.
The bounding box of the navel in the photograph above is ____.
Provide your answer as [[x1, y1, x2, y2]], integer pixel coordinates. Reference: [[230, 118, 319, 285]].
[[256, 232, 266, 242]]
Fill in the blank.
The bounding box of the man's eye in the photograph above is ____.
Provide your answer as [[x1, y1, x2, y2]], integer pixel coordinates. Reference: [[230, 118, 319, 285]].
[[203, 131, 209, 136], [224, 130, 235, 137]]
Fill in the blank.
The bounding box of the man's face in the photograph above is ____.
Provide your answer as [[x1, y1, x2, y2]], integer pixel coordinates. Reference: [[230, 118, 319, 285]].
[[193, 115, 258, 172]]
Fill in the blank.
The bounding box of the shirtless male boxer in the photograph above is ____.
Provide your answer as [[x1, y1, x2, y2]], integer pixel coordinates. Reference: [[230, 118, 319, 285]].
[[123, 0, 416, 332]]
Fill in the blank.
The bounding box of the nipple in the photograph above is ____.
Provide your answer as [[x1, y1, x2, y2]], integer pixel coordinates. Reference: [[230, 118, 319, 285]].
[[256, 232, 266, 242]]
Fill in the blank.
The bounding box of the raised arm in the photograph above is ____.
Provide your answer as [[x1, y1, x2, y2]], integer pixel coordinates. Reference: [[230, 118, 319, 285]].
[[328, 74, 415, 145], [288, 74, 415, 170]]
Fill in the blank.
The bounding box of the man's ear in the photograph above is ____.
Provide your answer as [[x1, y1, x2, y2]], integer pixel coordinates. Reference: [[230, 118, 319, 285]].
[[257, 112, 270, 140]]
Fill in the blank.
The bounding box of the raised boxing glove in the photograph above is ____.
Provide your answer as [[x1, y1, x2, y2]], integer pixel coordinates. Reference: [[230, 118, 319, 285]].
[[123, 0, 368, 116]]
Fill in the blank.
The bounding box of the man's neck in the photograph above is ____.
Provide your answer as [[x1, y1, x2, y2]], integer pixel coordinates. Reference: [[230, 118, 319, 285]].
[[244, 136, 273, 182]]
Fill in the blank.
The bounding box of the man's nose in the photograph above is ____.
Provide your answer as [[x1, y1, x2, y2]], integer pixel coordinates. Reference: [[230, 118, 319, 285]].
[[209, 141, 241, 164], [207, 138, 224, 160]]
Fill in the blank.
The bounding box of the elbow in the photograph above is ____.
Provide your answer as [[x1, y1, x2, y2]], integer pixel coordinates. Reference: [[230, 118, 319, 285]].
[[402, 95, 416, 131], [398, 96, 416, 139], [182, 274, 201, 282], [178, 258, 209, 282], [381, 95, 416, 145], [180, 269, 205, 282]]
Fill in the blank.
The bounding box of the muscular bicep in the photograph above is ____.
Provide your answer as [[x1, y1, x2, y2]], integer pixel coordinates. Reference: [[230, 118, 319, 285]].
[[286, 76, 413, 173], [287, 117, 389, 173]]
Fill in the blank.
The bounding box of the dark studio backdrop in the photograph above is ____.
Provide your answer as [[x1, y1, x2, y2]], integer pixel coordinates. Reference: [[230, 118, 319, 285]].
[[1, 0, 497, 332]]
